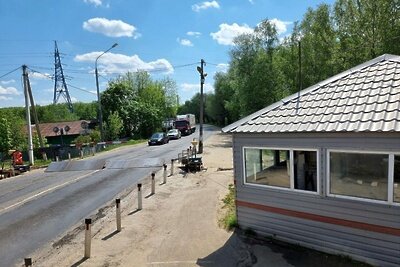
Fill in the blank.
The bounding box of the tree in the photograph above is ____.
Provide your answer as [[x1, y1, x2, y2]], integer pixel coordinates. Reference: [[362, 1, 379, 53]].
[[0, 117, 12, 157], [105, 111, 123, 141]]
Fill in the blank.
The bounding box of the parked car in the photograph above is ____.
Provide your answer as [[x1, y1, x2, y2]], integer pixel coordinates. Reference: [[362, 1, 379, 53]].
[[167, 129, 181, 140], [148, 132, 169, 146]]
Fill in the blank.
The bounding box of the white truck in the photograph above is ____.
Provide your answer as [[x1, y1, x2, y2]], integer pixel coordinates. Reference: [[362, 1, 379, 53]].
[[175, 114, 196, 135]]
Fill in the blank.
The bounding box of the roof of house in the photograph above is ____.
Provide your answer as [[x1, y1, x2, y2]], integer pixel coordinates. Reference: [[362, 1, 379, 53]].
[[222, 54, 400, 134], [33, 120, 90, 137]]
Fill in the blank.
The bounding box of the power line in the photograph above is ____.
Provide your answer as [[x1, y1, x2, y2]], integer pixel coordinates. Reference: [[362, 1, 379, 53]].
[[0, 66, 21, 80], [66, 83, 96, 95]]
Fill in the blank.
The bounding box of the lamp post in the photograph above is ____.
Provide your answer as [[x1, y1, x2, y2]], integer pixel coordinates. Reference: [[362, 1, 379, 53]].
[[95, 43, 118, 141], [196, 59, 206, 154]]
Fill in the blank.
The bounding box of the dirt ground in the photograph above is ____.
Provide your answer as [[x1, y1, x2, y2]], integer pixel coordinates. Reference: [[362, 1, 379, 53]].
[[25, 132, 370, 267]]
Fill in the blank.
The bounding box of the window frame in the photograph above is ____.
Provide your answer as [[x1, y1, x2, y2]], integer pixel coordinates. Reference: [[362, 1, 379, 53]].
[[327, 149, 399, 205], [242, 146, 320, 195]]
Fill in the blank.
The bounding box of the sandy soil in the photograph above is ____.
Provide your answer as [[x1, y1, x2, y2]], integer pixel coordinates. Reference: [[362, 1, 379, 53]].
[[26, 133, 237, 267]]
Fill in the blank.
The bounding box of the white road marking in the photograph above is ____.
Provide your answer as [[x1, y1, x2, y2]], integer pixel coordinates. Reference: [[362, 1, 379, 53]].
[[0, 170, 99, 213]]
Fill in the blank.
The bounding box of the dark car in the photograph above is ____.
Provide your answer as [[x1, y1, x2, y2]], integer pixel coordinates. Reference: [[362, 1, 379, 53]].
[[148, 132, 169, 146], [167, 129, 181, 140]]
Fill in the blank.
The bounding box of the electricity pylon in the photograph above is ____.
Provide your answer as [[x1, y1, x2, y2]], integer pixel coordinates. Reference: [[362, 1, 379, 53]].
[[53, 41, 73, 112]]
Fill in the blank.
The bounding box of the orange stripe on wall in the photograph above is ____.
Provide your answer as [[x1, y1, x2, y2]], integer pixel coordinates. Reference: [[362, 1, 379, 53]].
[[236, 200, 400, 236]]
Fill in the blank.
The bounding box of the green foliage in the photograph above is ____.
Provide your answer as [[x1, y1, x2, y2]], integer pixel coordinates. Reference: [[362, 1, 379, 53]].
[[90, 129, 101, 144], [105, 111, 123, 141], [0, 117, 12, 154], [207, 0, 400, 126], [101, 71, 178, 138], [220, 184, 238, 231], [36, 104, 79, 122]]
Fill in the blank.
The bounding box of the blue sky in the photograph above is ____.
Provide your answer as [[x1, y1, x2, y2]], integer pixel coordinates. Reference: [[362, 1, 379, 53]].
[[0, 0, 333, 108]]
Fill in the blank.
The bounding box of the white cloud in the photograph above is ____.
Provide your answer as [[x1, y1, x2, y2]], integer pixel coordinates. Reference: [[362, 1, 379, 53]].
[[74, 52, 174, 74], [210, 23, 253, 45], [83, 18, 139, 38], [269, 18, 292, 35], [249, 0, 254, 4], [177, 38, 193, 47], [187, 31, 201, 37], [29, 71, 52, 80], [181, 83, 213, 93], [216, 63, 229, 73], [84, 0, 102, 7], [0, 85, 20, 95], [1, 79, 15, 85], [192, 1, 220, 12], [0, 96, 12, 100]]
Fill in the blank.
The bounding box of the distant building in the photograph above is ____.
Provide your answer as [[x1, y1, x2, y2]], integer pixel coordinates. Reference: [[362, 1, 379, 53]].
[[223, 54, 400, 267], [33, 120, 95, 146]]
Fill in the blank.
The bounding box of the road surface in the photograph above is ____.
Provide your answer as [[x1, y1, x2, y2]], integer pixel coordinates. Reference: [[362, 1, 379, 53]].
[[0, 125, 218, 267]]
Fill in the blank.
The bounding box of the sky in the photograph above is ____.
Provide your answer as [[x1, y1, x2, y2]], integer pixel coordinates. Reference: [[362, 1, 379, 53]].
[[0, 0, 334, 108]]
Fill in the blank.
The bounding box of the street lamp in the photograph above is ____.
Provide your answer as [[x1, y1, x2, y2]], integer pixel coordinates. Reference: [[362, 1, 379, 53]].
[[196, 59, 207, 154], [95, 43, 118, 141]]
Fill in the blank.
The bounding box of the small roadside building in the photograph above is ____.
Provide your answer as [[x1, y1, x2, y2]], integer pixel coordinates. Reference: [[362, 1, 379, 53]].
[[222, 54, 400, 266]]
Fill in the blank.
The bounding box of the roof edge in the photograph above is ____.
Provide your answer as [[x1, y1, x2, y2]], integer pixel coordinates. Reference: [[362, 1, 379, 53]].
[[222, 54, 399, 133]]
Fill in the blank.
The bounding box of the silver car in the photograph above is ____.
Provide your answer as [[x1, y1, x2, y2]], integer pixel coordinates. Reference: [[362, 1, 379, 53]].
[[167, 129, 181, 140]]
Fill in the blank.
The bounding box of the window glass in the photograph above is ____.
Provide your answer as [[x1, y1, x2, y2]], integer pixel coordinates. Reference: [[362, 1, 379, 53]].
[[330, 152, 388, 201], [244, 148, 290, 188], [294, 151, 317, 192], [394, 155, 400, 203]]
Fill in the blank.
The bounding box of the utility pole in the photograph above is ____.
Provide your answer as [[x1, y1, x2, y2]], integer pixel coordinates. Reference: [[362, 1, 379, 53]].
[[197, 59, 206, 154], [22, 65, 34, 165], [26, 71, 47, 161], [95, 43, 118, 142]]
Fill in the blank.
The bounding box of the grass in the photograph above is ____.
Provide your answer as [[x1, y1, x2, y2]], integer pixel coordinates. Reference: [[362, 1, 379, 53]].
[[220, 183, 238, 230]]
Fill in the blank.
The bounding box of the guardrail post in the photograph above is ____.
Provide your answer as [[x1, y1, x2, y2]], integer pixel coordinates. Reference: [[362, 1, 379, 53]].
[[24, 258, 32, 267], [163, 164, 167, 184], [116, 199, 121, 232], [151, 172, 155, 194], [84, 218, 92, 258], [137, 183, 142, 210], [170, 159, 174, 176]]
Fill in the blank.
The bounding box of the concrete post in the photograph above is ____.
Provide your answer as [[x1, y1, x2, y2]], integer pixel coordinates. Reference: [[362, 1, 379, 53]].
[[24, 258, 32, 267], [151, 172, 155, 194], [68, 152, 71, 161], [56, 156, 59, 162], [137, 183, 142, 210], [170, 159, 174, 176], [116, 199, 121, 232], [163, 164, 167, 184], [80, 150, 83, 159], [84, 218, 92, 258]]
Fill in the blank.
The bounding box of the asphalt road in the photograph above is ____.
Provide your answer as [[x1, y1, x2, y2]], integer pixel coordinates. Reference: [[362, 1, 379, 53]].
[[0, 125, 219, 267]]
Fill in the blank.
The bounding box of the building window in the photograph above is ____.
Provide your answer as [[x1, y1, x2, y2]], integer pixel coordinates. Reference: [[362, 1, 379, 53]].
[[244, 148, 318, 193], [244, 148, 290, 188], [329, 152, 388, 201], [395, 155, 400, 203], [294, 151, 317, 192]]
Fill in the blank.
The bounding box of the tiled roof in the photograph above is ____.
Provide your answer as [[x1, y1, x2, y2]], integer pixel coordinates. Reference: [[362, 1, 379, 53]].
[[32, 120, 91, 137], [223, 54, 400, 133]]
